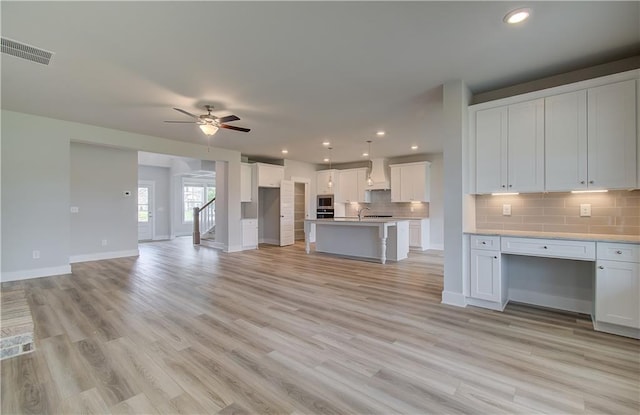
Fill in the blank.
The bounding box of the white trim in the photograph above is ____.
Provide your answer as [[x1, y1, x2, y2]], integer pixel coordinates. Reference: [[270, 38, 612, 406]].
[[153, 235, 171, 241], [593, 320, 640, 340], [429, 243, 444, 251], [138, 180, 156, 241], [470, 69, 639, 111], [69, 249, 139, 264], [466, 297, 507, 311], [224, 244, 243, 253], [259, 238, 280, 245], [1, 265, 72, 282], [441, 291, 467, 307]]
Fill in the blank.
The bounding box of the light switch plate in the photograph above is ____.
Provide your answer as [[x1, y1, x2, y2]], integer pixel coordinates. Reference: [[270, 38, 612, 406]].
[[502, 204, 512, 216], [580, 204, 591, 217], [70, 206, 79, 213]]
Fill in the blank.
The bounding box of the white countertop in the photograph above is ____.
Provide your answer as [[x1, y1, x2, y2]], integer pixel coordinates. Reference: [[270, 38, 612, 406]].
[[307, 218, 408, 225], [466, 229, 640, 244]]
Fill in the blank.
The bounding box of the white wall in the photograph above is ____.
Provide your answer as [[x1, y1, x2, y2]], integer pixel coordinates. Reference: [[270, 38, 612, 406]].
[[138, 165, 171, 239], [1, 110, 243, 281], [424, 154, 443, 250], [70, 143, 138, 261]]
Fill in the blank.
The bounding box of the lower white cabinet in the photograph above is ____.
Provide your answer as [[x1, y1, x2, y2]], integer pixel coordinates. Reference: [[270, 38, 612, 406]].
[[470, 249, 502, 303], [242, 219, 258, 249], [408, 219, 429, 251], [595, 242, 640, 330]]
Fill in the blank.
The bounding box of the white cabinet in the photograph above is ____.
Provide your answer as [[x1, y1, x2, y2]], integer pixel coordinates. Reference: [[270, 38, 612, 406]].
[[595, 242, 640, 329], [475, 99, 544, 194], [470, 249, 502, 303], [241, 219, 258, 249], [587, 80, 637, 190], [317, 169, 339, 195], [241, 163, 254, 202], [545, 80, 637, 191], [389, 162, 431, 202], [337, 168, 371, 203], [409, 219, 429, 251], [257, 163, 284, 188]]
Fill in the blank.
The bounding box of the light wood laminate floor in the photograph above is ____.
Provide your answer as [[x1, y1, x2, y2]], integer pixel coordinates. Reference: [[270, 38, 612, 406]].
[[1, 238, 639, 414]]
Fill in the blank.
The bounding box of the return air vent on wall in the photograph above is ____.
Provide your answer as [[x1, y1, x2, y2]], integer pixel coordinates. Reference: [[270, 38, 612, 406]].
[[1, 37, 53, 65]]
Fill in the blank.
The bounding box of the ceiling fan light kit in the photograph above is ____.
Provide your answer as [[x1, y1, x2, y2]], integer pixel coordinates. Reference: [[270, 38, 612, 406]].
[[164, 105, 250, 137]]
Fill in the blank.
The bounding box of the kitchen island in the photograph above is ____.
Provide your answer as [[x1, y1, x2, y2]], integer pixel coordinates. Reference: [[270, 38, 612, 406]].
[[304, 218, 409, 264]]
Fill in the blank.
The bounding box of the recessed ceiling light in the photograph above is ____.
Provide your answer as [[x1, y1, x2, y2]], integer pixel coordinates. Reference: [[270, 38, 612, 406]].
[[362, 152, 369, 157], [411, 145, 418, 150], [504, 8, 531, 24], [281, 149, 288, 154], [323, 158, 329, 162], [376, 131, 385, 136], [322, 141, 330, 146]]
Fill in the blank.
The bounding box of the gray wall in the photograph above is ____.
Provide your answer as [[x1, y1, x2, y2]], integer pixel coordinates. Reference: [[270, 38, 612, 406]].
[[70, 143, 138, 258], [138, 165, 171, 239]]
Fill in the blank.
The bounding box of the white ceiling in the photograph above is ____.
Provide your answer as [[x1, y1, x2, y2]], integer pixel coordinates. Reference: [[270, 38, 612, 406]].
[[2, 2, 639, 164]]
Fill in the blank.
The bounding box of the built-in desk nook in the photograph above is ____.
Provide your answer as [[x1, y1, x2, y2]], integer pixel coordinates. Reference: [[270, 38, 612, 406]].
[[465, 231, 640, 339]]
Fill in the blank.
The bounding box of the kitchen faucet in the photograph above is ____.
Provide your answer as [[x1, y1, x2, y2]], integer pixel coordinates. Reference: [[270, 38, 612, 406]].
[[357, 207, 371, 221]]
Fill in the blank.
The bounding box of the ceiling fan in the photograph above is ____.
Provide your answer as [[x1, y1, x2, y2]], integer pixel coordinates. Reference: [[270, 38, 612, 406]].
[[164, 105, 250, 135]]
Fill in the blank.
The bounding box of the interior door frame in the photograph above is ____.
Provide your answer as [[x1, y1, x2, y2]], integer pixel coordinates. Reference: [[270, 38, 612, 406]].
[[138, 180, 156, 241], [290, 176, 312, 242]]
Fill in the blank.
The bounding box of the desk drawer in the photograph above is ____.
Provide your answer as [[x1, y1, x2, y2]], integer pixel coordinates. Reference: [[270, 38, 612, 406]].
[[597, 242, 640, 263], [501, 237, 596, 261], [470, 235, 500, 251]]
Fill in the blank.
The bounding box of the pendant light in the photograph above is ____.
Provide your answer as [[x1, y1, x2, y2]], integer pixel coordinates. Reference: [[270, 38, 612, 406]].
[[327, 147, 333, 188], [366, 140, 373, 186]]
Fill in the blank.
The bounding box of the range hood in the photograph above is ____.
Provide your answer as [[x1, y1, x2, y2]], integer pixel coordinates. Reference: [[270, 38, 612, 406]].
[[367, 158, 390, 190]]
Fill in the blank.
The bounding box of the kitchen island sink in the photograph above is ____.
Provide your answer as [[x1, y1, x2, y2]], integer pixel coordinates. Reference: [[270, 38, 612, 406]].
[[304, 219, 409, 264]]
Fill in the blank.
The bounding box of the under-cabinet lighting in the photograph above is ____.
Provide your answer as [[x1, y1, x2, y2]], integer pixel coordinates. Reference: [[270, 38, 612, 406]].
[[410, 201, 421, 204], [570, 189, 608, 194], [491, 192, 519, 196]]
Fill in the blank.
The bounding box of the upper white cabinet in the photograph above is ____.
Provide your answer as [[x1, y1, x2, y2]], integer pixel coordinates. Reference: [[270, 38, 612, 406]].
[[240, 163, 254, 202], [475, 98, 544, 194], [257, 163, 284, 188], [389, 162, 431, 202], [317, 169, 339, 195], [587, 80, 637, 190], [546, 80, 637, 191], [337, 168, 371, 203]]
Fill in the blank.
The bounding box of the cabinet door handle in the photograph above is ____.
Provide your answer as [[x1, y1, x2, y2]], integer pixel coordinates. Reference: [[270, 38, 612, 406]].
[[481, 241, 487, 245], [589, 180, 594, 184], [580, 180, 585, 184], [616, 250, 623, 254], [598, 266, 604, 269], [543, 246, 548, 249], [501, 185, 506, 188], [508, 185, 513, 188], [493, 256, 498, 259]]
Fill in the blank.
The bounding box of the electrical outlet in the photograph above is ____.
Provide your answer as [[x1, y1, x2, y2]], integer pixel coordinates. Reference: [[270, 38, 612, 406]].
[[502, 204, 512, 216], [101, 239, 108, 246], [70, 206, 79, 213], [580, 204, 591, 217], [32, 250, 40, 259]]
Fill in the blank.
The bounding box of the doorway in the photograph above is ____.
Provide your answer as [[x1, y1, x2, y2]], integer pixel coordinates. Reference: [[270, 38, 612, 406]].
[[294, 183, 305, 240], [138, 181, 155, 241]]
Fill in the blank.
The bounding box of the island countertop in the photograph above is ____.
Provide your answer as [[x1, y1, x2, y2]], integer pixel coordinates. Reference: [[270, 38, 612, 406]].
[[306, 218, 409, 225]]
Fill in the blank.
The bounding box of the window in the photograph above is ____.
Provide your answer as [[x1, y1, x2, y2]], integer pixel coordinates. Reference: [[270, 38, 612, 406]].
[[183, 181, 215, 223], [138, 187, 149, 222]]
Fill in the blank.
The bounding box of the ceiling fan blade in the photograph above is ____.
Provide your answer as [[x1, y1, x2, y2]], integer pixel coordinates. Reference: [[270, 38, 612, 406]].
[[217, 115, 240, 123], [220, 124, 250, 132], [173, 107, 200, 120], [164, 120, 198, 123]]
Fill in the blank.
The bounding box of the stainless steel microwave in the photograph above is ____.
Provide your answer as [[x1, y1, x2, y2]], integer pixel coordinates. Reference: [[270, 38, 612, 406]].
[[317, 194, 334, 208]]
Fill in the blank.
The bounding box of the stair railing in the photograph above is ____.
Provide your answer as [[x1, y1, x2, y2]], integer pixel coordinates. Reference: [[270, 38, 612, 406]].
[[193, 197, 215, 245]]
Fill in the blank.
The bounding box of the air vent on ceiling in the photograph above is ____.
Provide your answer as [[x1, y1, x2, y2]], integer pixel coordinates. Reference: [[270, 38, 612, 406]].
[[1, 37, 54, 65]]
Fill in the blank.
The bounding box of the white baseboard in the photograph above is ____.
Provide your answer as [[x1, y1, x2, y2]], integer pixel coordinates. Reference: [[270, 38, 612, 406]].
[[593, 320, 640, 339], [259, 238, 280, 245], [1, 265, 72, 282], [430, 243, 444, 251], [153, 235, 170, 241], [441, 290, 467, 308], [225, 244, 243, 253], [69, 249, 140, 264], [466, 297, 507, 311]]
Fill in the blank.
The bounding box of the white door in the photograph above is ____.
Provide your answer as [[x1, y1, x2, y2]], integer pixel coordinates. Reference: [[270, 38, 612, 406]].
[[138, 182, 154, 241], [475, 106, 507, 194], [596, 260, 640, 328], [280, 180, 295, 246], [507, 98, 545, 192]]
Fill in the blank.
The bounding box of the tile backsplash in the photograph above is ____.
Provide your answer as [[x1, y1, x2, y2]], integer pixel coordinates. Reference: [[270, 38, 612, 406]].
[[343, 190, 429, 218], [476, 190, 640, 236]]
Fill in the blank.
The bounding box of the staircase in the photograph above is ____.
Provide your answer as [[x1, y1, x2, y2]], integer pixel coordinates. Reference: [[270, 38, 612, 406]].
[[193, 198, 215, 245]]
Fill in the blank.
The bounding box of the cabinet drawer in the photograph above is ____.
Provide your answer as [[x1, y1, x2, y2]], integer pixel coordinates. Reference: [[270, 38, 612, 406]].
[[470, 235, 500, 251], [501, 237, 595, 261], [597, 242, 640, 263]]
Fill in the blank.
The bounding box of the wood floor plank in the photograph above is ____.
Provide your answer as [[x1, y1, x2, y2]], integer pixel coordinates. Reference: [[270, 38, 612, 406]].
[[1, 238, 638, 414]]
